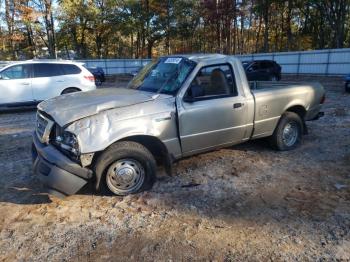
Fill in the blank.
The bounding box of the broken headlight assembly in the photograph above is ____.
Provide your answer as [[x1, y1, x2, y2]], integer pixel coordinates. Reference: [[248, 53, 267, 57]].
[[55, 131, 80, 156]]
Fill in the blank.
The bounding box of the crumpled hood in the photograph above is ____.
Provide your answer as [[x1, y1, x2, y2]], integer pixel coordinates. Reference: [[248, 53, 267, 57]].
[[38, 88, 156, 126]]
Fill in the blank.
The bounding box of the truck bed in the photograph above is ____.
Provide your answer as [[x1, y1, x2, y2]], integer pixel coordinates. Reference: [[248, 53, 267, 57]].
[[249, 81, 324, 139], [249, 81, 320, 90]]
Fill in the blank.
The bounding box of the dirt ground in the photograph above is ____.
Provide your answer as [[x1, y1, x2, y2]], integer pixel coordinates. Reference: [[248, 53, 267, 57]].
[[0, 75, 349, 261]]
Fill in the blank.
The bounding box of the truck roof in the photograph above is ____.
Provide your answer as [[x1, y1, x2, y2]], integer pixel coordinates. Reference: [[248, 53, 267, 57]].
[[165, 53, 230, 63]]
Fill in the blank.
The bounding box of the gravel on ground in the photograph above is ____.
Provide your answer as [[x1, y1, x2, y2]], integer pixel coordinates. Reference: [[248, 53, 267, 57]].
[[0, 75, 349, 261]]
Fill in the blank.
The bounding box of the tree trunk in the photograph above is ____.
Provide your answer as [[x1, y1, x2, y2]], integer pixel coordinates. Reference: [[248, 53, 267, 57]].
[[147, 40, 153, 58], [96, 34, 102, 58], [25, 23, 36, 58], [255, 15, 262, 52], [42, 0, 56, 58], [165, 0, 171, 55], [286, 0, 293, 50], [233, 8, 237, 54], [5, 0, 17, 59], [240, 10, 244, 54], [263, 0, 269, 52]]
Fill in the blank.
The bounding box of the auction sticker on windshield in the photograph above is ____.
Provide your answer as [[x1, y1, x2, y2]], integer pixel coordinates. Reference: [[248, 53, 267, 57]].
[[165, 58, 182, 64]]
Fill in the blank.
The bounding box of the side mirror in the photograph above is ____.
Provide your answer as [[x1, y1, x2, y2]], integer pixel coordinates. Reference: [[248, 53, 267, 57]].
[[183, 84, 204, 103]]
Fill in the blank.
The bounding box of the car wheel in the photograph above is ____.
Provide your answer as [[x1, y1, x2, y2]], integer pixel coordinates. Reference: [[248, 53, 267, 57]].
[[95, 141, 156, 196], [95, 77, 102, 86], [345, 82, 350, 93], [269, 112, 303, 151], [61, 88, 80, 94], [270, 75, 278, 81]]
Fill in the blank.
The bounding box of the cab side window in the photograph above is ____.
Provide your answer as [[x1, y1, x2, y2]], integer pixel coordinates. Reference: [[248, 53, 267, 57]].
[[186, 64, 236, 99], [1, 65, 31, 80]]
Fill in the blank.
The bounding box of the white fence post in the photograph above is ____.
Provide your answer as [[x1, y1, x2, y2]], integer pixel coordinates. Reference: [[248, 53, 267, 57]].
[[325, 49, 331, 75], [104, 59, 108, 75], [296, 52, 301, 76]]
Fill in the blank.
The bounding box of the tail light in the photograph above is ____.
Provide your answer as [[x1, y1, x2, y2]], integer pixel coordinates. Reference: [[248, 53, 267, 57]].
[[84, 75, 95, 82], [320, 94, 326, 104]]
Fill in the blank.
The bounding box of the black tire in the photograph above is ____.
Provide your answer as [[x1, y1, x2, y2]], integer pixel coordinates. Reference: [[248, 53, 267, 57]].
[[270, 74, 278, 81], [269, 112, 303, 151], [345, 82, 350, 93], [95, 77, 102, 86], [61, 88, 80, 95], [94, 141, 156, 196]]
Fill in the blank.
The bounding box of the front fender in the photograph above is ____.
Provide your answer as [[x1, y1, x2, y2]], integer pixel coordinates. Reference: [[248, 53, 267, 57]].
[[66, 108, 178, 154]]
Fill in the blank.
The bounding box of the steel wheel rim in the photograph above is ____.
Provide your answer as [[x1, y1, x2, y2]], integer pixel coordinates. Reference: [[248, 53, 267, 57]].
[[282, 122, 298, 147], [106, 159, 145, 194]]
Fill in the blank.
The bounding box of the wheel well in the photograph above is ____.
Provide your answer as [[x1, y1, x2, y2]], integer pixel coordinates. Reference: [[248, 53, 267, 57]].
[[120, 135, 172, 171], [61, 87, 81, 95], [286, 105, 306, 120], [92, 135, 172, 191], [285, 105, 307, 134]]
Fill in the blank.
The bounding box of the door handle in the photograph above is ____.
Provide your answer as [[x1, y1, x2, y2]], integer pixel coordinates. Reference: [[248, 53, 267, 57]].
[[21, 82, 30, 85], [233, 103, 244, 109], [56, 80, 65, 82]]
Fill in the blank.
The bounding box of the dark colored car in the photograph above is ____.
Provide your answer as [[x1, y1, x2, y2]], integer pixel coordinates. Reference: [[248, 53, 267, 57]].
[[242, 60, 281, 81], [85, 66, 105, 86], [345, 74, 350, 92]]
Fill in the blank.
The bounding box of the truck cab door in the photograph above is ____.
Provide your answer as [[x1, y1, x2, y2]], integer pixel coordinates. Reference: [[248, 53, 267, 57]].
[[177, 63, 248, 156], [0, 64, 33, 105]]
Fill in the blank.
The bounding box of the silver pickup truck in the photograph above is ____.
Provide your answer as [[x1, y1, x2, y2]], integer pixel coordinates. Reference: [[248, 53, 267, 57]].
[[32, 54, 325, 197]]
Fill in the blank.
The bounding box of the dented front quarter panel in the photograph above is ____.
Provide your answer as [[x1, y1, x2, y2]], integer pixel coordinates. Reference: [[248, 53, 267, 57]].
[[65, 95, 182, 158], [38, 88, 157, 126]]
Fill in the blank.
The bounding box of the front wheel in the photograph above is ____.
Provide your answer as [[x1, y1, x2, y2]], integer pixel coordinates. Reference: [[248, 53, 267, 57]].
[[94, 141, 156, 196], [269, 112, 303, 151]]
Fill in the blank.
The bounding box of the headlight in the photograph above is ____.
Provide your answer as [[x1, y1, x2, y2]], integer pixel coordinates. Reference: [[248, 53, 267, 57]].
[[56, 131, 80, 155]]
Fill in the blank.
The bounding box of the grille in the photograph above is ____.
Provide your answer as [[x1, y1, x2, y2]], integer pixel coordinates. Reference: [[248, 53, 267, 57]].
[[36, 114, 47, 138], [36, 112, 54, 143]]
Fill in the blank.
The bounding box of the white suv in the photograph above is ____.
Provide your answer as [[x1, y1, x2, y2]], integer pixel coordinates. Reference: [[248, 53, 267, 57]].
[[0, 60, 96, 107]]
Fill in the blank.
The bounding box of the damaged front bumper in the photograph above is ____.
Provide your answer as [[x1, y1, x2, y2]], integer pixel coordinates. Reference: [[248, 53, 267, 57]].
[[32, 133, 93, 197]]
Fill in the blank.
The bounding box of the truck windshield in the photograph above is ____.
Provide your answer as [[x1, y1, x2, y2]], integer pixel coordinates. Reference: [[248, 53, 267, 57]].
[[128, 57, 196, 95]]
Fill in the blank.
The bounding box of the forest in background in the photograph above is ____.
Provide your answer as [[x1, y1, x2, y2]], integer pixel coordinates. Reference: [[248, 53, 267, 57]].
[[1, 0, 350, 60]]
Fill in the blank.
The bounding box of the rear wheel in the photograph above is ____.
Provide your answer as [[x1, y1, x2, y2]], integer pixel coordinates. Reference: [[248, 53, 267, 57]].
[[269, 112, 303, 151], [61, 87, 80, 94], [95, 141, 156, 196], [270, 75, 278, 81], [95, 77, 102, 86], [345, 82, 350, 93]]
